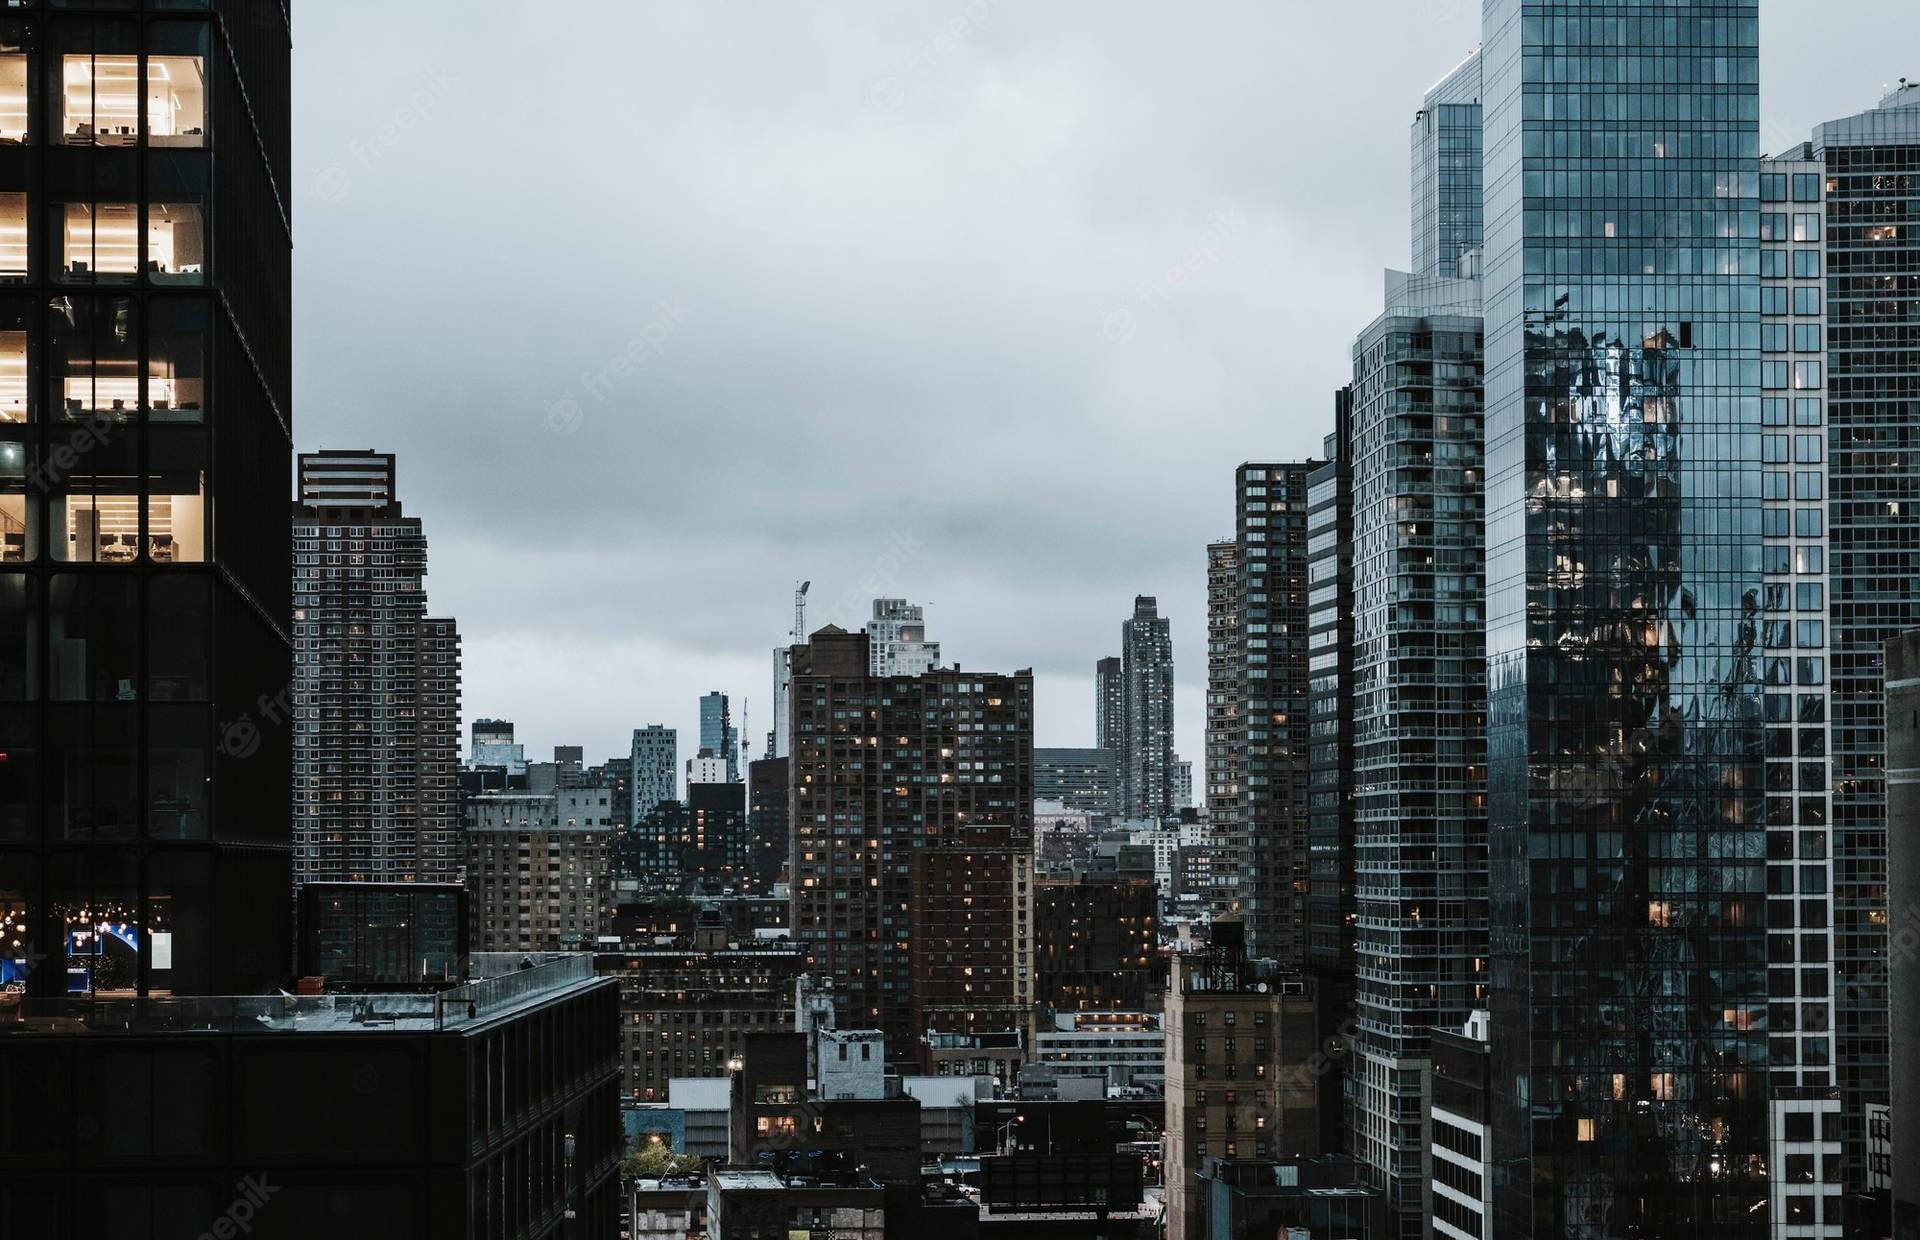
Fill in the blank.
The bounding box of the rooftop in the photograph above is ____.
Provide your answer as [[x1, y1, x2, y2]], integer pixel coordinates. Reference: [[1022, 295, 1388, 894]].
[[3, 953, 601, 1037]]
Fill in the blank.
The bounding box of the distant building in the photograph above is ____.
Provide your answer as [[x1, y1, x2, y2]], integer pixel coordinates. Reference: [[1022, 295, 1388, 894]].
[[1096, 655, 1124, 756], [1163, 921, 1322, 1240], [292, 449, 461, 888], [596, 940, 806, 1102], [685, 780, 750, 889], [297, 882, 467, 988], [1118, 596, 1176, 818], [788, 627, 1033, 1070], [1034, 747, 1117, 815], [1035, 878, 1159, 1014], [747, 756, 791, 892], [464, 762, 617, 951], [1428, 1011, 1492, 1240], [470, 718, 527, 774], [1174, 758, 1192, 810], [686, 749, 727, 787], [631, 724, 678, 817], [699, 691, 739, 782], [866, 597, 941, 676]]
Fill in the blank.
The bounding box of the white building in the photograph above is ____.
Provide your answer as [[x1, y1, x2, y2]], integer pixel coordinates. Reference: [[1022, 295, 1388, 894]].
[[817, 1029, 885, 1101], [866, 598, 940, 676]]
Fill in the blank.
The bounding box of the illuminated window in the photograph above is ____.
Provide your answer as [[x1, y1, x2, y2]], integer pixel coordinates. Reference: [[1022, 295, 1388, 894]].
[[146, 55, 206, 146], [64, 54, 142, 146]]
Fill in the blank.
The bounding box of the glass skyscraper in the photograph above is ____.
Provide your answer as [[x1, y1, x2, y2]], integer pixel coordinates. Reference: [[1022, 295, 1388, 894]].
[[1479, 2, 1770, 1234]]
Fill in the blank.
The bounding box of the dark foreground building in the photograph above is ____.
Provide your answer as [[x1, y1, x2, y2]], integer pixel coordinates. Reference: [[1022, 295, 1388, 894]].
[[0, 953, 622, 1238]]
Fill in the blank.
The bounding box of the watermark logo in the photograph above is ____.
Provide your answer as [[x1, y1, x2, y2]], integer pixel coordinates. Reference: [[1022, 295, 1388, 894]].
[[540, 298, 689, 435], [314, 64, 459, 204], [193, 1175, 280, 1240], [218, 687, 292, 760]]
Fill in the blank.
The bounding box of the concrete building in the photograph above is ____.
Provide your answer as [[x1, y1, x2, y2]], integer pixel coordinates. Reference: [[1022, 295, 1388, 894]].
[[1031, 1011, 1166, 1095], [866, 596, 941, 676], [818, 1028, 886, 1100], [463, 762, 617, 951], [747, 755, 790, 892], [1034, 877, 1159, 1014], [787, 627, 1033, 1069], [1118, 596, 1177, 819], [1427, 1011, 1492, 1240], [1345, 269, 1489, 1233], [1207, 464, 1319, 962], [631, 724, 678, 818], [685, 750, 727, 787], [1096, 655, 1125, 757], [0, 954, 622, 1238], [1808, 82, 1920, 1199], [469, 717, 526, 774], [596, 940, 805, 1102], [1885, 629, 1920, 1239], [1163, 921, 1322, 1240], [292, 450, 462, 888], [1034, 746, 1118, 816]]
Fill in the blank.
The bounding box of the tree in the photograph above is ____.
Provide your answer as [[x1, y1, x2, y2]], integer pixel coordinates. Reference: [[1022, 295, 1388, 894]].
[[619, 1133, 705, 1181]]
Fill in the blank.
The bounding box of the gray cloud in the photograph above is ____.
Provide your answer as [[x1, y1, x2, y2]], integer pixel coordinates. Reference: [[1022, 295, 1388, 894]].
[[294, 0, 1909, 771]]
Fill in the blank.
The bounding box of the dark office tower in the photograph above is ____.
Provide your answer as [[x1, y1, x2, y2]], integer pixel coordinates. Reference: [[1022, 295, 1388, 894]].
[[700, 690, 739, 783], [1479, 2, 1769, 1234], [1810, 84, 1920, 1201], [1204, 540, 1242, 916], [291, 450, 461, 888], [1033, 747, 1116, 816], [787, 627, 1033, 1074], [1095, 653, 1123, 756], [1884, 630, 1920, 1237], [1409, 49, 1483, 280], [1347, 273, 1487, 1237], [1211, 465, 1317, 962], [0, 5, 292, 1004], [746, 755, 789, 892], [1304, 390, 1354, 1156], [1119, 595, 1175, 818]]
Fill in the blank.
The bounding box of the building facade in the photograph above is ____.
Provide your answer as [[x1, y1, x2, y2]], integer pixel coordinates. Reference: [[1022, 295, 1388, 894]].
[[631, 723, 677, 818], [464, 764, 616, 952], [786, 627, 1033, 1068], [292, 450, 461, 888], [1119, 596, 1176, 819], [1208, 465, 1318, 963], [1096, 655, 1124, 757], [596, 941, 805, 1102], [1346, 273, 1489, 1235], [865, 596, 940, 677], [698, 692, 737, 783], [1810, 82, 1920, 1197], [1034, 876, 1158, 1014], [469, 717, 525, 774], [1034, 746, 1117, 816], [1163, 921, 1321, 1240], [0, 2, 293, 1004], [1479, 1, 1770, 1232]]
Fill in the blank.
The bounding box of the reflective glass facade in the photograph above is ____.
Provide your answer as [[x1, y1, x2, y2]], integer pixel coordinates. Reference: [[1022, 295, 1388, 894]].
[[0, 2, 291, 1008], [1480, 3, 1769, 1234], [1411, 51, 1485, 281]]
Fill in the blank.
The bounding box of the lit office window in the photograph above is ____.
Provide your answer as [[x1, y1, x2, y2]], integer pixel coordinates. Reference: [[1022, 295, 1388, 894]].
[[0, 192, 24, 282], [51, 296, 137, 418], [0, 28, 25, 145], [58, 202, 142, 284], [64, 53, 142, 146], [146, 54, 206, 147], [146, 202, 204, 284]]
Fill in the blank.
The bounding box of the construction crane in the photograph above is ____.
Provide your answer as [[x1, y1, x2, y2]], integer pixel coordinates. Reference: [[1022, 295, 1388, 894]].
[[793, 580, 811, 641]]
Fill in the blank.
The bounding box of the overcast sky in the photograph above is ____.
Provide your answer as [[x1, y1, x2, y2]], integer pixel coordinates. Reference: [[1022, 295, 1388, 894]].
[[292, 1, 1906, 774]]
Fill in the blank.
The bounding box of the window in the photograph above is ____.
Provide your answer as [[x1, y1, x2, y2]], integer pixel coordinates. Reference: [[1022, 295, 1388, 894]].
[[1762, 398, 1787, 427], [148, 299, 207, 419], [145, 203, 205, 284], [1794, 435, 1822, 464], [1793, 324, 1821, 354], [1797, 583, 1823, 612], [146, 34, 208, 148], [1761, 250, 1787, 279], [1761, 324, 1787, 354], [1792, 361, 1822, 390], [64, 51, 142, 146], [1793, 287, 1821, 316], [0, 299, 25, 421], [1792, 214, 1821, 242], [1760, 213, 1786, 242], [50, 296, 137, 418], [1761, 286, 1787, 316], [0, 192, 22, 282], [1794, 398, 1822, 426], [1792, 173, 1821, 202], [48, 574, 138, 699], [58, 202, 141, 284], [1762, 435, 1787, 464], [1792, 250, 1820, 279], [1795, 546, 1823, 575], [1761, 173, 1786, 202]]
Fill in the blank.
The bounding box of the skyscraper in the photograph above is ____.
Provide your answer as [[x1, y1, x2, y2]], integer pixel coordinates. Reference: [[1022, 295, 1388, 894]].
[[1207, 467, 1317, 962], [786, 627, 1033, 1074], [631, 723, 677, 819], [1808, 82, 1920, 1197], [1409, 49, 1484, 281], [1479, 1, 1769, 1232], [865, 597, 940, 676], [292, 450, 462, 888], [1119, 595, 1176, 819], [1095, 654, 1123, 756], [0, 5, 292, 1002], [700, 689, 739, 782], [1345, 271, 1488, 1236]]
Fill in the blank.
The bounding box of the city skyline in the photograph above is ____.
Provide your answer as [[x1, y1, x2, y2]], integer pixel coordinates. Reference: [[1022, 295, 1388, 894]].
[[293, 3, 1907, 773]]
